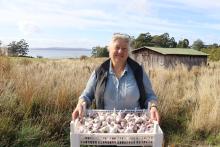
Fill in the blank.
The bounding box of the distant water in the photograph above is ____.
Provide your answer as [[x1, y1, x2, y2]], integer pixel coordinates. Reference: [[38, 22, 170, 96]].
[[28, 48, 92, 59]]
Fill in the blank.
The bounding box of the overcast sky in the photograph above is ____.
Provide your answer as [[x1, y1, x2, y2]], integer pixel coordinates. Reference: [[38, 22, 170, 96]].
[[0, 0, 220, 48]]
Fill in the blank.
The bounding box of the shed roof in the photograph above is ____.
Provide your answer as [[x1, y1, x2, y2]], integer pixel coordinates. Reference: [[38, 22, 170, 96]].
[[132, 46, 208, 56]]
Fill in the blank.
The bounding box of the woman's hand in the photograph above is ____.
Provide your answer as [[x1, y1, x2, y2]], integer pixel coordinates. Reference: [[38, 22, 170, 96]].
[[72, 100, 86, 120], [150, 106, 160, 123]]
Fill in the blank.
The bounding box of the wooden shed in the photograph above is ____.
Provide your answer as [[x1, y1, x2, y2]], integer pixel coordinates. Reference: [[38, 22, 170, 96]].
[[131, 46, 208, 69]]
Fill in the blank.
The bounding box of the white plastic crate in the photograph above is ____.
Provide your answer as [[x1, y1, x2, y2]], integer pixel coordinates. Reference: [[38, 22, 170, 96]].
[[70, 109, 163, 147]]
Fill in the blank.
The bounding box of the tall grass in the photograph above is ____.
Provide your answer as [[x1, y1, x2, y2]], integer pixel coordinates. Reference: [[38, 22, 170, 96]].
[[0, 56, 220, 146], [147, 62, 220, 145]]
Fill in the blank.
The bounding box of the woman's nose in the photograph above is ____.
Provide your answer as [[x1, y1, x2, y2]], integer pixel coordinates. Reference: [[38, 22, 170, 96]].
[[118, 48, 123, 53]]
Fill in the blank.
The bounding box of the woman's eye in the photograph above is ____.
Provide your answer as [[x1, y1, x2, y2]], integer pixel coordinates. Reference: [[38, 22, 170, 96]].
[[116, 46, 120, 50]]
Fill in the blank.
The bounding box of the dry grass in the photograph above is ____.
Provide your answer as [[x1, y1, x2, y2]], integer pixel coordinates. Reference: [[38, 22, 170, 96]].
[[146, 62, 220, 145], [0, 56, 219, 146]]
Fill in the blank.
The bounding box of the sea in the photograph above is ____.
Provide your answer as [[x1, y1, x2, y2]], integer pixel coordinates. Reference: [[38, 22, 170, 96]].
[[28, 48, 92, 59]]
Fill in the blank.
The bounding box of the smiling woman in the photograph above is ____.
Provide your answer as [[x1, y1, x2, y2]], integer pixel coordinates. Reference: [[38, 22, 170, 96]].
[[72, 33, 160, 147], [108, 33, 130, 77], [72, 32, 159, 123]]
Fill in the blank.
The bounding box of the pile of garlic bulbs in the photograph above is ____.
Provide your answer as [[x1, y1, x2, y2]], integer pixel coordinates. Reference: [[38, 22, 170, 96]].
[[78, 111, 153, 134]]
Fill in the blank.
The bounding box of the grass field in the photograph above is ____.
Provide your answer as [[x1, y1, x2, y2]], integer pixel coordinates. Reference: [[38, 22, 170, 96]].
[[0, 56, 220, 146]]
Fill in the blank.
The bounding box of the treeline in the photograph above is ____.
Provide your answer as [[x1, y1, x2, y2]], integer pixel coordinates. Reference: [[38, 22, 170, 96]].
[[92, 32, 220, 61], [0, 39, 29, 57], [132, 33, 220, 50], [133, 32, 188, 48]]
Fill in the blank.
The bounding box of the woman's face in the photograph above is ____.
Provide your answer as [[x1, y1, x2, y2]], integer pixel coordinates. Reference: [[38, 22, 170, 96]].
[[109, 38, 129, 66]]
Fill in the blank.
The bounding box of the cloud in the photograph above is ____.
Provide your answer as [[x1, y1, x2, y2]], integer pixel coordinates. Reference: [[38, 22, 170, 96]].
[[18, 20, 41, 36], [163, 0, 220, 10], [0, 0, 220, 47], [113, 0, 152, 16], [0, 0, 152, 30]]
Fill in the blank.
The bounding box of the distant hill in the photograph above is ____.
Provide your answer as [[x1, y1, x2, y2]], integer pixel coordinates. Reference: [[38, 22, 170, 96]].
[[30, 47, 91, 51]]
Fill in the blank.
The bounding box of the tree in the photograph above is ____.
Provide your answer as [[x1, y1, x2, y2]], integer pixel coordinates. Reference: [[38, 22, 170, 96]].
[[177, 39, 189, 48], [183, 39, 189, 48], [208, 43, 219, 48], [17, 39, 29, 56], [8, 39, 29, 56], [8, 41, 18, 56], [151, 35, 163, 47], [133, 32, 178, 48], [150, 33, 177, 48], [151, 33, 169, 47], [192, 39, 204, 50], [91, 46, 109, 57], [160, 33, 170, 47], [212, 43, 219, 48], [133, 32, 153, 48], [167, 37, 177, 48]]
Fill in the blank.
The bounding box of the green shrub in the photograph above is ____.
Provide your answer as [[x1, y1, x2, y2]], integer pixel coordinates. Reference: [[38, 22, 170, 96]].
[[0, 116, 18, 146], [16, 123, 43, 146], [201, 48, 220, 61]]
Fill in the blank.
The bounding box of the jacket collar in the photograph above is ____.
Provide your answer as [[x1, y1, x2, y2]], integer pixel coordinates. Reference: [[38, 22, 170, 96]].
[[109, 60, 128, 75]]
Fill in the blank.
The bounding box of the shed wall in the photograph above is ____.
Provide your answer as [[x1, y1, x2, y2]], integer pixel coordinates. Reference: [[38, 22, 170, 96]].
[[131, 49, 207, 70]]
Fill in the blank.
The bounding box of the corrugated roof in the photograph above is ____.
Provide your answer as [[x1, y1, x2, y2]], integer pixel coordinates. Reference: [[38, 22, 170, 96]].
[[132, 46, 208, 56]]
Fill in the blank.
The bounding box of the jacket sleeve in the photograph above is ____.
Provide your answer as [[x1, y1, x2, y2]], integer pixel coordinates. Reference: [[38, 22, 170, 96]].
[[142, 68, 158, 104], [79, 70, 97, 107]]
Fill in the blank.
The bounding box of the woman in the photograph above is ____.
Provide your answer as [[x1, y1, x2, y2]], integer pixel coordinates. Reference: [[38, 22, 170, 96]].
[[72, 33, 159, 122]]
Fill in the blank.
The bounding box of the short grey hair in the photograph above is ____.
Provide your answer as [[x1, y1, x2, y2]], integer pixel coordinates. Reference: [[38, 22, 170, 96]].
[[109, 33, 133, 51]]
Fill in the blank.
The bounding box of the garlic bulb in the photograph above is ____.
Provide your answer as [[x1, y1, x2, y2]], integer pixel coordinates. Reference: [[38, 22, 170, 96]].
[[124, 126, 133, 133], [78, 110, 154, 134], [109, 125, 118, 133], [93, 122, 101, 129], [137, 125, 146, 133]]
